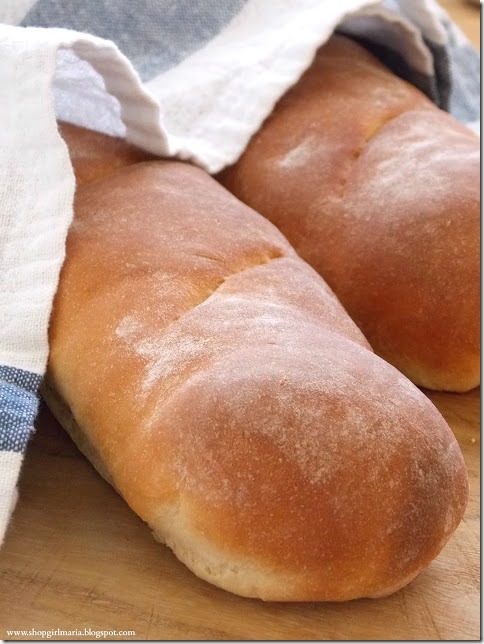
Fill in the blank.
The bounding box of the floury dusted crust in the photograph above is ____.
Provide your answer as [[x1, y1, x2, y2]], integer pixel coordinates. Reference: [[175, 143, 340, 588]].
[[218, 35, 480, 392], [46, 156, 468, 601]]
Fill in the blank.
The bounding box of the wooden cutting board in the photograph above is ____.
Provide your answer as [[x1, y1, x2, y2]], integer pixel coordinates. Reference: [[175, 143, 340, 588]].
[[439, 0, 480, 49], [0, 389, 479, 641]]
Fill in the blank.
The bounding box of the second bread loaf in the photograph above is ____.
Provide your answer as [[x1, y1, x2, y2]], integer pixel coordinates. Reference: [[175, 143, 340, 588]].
[[218, 35, 480, 392]]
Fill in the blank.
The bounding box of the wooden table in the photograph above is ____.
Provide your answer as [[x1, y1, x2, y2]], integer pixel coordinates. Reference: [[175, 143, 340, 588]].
[[0, 391, 479, 641], [0, 2, 480, 641], [440, 0, 480, 49]]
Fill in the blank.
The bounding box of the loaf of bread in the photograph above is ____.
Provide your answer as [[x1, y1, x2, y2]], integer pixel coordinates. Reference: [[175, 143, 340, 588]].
[[44, 125, 468, 601], [58, 121, 155, 185], [218, 35, 480, 393]]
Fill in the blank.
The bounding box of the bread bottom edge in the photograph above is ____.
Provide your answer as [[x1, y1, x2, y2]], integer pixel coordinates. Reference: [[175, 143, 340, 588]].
[[39, 376, 426, 603]]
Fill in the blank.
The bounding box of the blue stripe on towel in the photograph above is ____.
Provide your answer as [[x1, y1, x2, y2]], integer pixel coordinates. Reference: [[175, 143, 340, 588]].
[[0, 366, 41, 452], [22, 0, 248, 81]]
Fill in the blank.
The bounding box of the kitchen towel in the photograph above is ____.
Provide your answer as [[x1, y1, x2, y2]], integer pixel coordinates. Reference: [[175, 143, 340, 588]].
[[0, 0, 480, 544]]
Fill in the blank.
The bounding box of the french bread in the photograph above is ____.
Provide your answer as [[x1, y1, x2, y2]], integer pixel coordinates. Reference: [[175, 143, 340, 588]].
[[58, 121, 155, 185], [218, 35, 480, 393], [45, 130, 468, 601]]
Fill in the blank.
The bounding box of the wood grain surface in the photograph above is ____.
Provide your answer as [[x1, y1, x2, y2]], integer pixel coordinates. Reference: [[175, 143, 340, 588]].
[[439, 0, 480, 49], [0, 391, 479, 641], [0, 2, 480, 641]]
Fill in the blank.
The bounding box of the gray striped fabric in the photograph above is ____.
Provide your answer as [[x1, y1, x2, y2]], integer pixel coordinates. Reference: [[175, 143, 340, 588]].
[[0, 367, 40, 453], [19, 0, 480, 124], [22, 0, 248, 80]]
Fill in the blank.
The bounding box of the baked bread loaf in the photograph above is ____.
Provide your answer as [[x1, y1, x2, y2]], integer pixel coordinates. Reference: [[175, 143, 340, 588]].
[[44, 127, 468, 600], [218, 35, 480, 393], [58, 121, 155, 185]]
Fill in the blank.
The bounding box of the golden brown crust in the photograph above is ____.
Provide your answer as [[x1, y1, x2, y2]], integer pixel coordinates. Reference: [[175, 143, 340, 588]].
[[218, 35, 480, 392], [47, 156, 468, 601], [58, 121, 156, 186]]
